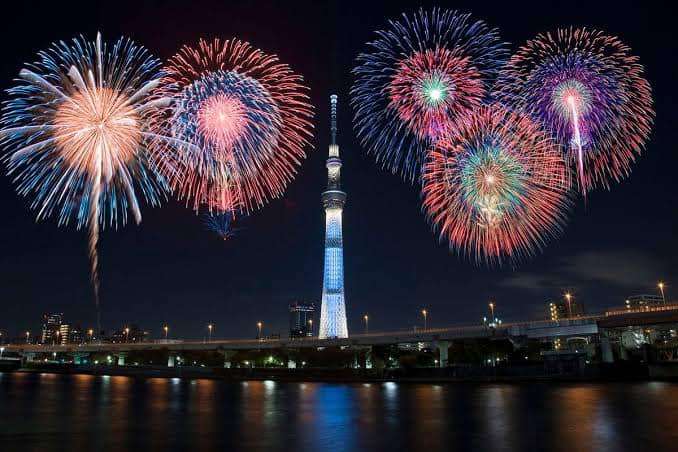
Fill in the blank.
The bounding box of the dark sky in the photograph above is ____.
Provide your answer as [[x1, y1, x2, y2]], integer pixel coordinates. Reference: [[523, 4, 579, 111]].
[[0, 0, 674, 339]]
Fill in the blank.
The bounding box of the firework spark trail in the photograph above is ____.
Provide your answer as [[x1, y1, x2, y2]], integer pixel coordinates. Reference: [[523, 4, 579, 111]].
[[150, 38, 314, 214], [493, 28, 654, 194], [351, 8, 507, 181], [566, 96, 585, 191], [88, 169, 102, 334], [0, 33, 173, 333], [421, 105, 569, 265]]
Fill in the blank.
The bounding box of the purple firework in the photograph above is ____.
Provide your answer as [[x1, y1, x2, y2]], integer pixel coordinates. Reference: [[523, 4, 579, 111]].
[[493, 28, 654, 194]]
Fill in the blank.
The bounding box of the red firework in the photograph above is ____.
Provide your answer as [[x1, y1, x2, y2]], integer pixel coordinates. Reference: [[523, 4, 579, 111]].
[[422, 105, 569, 264], [388, 48, 485, 140], [151, 38, 314, 213]]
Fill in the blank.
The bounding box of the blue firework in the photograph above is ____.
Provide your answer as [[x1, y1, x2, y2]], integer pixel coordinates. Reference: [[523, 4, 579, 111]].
[[351, 8, 508, 182], [204, 211, 239, 240]]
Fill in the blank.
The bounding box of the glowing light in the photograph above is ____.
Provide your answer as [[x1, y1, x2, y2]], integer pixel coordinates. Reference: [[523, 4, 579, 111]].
[[319, 207, 348, 338]]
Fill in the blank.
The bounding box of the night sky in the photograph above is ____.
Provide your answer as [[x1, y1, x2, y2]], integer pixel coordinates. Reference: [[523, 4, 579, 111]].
[[0, 0, 674, 339]]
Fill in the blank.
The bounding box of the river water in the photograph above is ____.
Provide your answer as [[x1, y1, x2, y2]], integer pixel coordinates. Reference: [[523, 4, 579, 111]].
[[0, 372, 676, 451]]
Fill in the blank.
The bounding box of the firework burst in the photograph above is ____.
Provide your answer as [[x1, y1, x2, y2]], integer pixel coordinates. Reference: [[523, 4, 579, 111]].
[[421, 105, 569, 265], [204, 211, 239, 241], [351, 8, 507, 181], [150, 38, 314, 213], [0, 33, 171, 331], [493, 28, 654, 193]]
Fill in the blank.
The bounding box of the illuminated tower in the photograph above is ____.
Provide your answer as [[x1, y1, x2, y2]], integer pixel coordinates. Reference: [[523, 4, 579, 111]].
[[319, 95, 348, 339]]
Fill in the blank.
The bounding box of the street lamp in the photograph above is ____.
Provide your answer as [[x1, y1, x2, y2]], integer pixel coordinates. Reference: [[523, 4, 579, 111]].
[[88, 329, 94, 342], [55, 330, 60, 345], [565, 293, 573, 318], [307, 319, 313, 336], [658, 281, 666, 304], [0, 347, 4, 358], [124, 327, 130, 343], [163, 325, 169, 340], [208, 324, 213, 342], [489, 302, 495, 324], [363, 314, 369, 334], [421, 309, 428, 330], [25, 331, 30, 344], [257, 321, 263, 339]]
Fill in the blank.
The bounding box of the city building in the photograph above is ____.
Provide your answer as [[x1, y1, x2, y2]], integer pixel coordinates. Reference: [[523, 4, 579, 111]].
[[548, 299, 585, 320], [319, 95, 349, 339], [624, 294, 663, 310], [68, 325, 84, 344], [110, 325, 148, 343], [59, 324, 70, 345], [40, 313, 63, 344], [289, 302, 316, 338]]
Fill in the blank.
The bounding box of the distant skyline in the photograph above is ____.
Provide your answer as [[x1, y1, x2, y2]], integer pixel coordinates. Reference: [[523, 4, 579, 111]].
[[0, 0, 675, 339]]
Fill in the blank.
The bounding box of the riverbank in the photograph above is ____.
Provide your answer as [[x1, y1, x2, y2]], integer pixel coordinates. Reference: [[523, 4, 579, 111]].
[[7, 362, 678, 383]]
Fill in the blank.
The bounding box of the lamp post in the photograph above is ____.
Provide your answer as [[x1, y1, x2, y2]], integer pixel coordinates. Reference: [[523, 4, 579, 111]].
[[0, 347, 4, 358], [489, 302, 495, 324], [163, 325, 169, 340], [25, 331, 30, 344], [658, 282, 666, 304], [208, 324, 213, 342], [363, 314, 369, 334], [88, 329, 94, 343], [124, 327, 130, 343], [565, 293, 573, 318], [257, 321, 263, 340], [307, 319, 313, 336], [55, 330, 60, 346], [421, 309, 428, 331]]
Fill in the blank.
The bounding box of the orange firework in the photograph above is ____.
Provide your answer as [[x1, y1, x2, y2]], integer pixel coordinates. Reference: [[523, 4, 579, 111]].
[[0, 33, 172, 333]]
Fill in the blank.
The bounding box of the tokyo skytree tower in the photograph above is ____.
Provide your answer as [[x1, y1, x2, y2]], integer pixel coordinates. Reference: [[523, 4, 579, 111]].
[[318, 95, 349, 339]]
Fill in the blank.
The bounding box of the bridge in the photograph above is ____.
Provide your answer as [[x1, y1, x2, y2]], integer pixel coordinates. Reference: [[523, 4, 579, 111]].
[[5, 317, 599, 352], [3, 306, 677, 368]]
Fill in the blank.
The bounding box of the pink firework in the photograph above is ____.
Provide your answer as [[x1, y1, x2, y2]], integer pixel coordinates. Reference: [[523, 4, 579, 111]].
[[151, 38, 314, 213], [422, 105, 569, 265], [196, 94, 249, 150]]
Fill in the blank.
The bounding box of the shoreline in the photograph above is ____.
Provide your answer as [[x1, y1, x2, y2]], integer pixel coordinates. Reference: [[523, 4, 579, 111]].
[[6, 363, 678, 384]]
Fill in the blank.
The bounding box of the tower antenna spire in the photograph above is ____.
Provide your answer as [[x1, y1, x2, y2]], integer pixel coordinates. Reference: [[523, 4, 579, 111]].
[[330, 94, 338, 146]]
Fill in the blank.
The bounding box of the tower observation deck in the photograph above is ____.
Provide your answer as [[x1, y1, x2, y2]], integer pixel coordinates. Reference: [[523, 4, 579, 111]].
[[318, 95, 348, 339]]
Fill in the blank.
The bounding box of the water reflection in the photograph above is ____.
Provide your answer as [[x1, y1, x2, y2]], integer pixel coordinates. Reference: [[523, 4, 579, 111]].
[[1, 374, 677, 451], [311, 385, 358, 450]]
